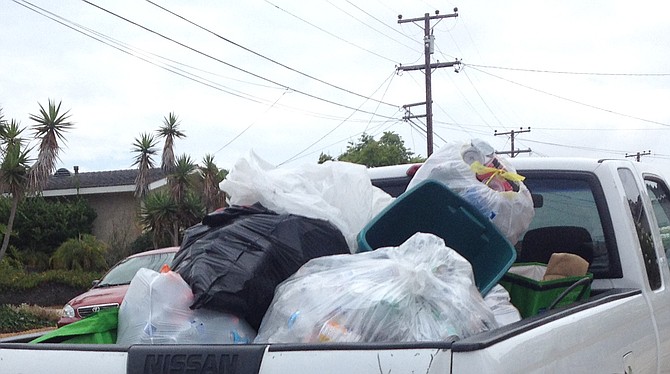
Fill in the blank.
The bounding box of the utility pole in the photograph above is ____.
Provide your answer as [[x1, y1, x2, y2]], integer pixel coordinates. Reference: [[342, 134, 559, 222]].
[[494, 127, 531, 157], [626, 150, 651, 162], [397, 9, 460, 156]]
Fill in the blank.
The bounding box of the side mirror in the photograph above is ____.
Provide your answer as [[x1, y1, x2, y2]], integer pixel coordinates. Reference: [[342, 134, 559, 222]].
[[92, 279, 100, 287]]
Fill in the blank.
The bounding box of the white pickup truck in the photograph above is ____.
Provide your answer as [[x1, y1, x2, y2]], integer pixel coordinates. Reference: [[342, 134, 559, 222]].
[[2, 157, 670, 373]]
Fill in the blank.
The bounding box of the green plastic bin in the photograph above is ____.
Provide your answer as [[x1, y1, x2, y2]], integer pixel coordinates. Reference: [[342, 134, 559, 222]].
[[357, 179, 516, 296], [500, 263, 593, 318]]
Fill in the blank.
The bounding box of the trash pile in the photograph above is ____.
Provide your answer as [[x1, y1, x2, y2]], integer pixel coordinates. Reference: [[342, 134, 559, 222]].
[[33, 140, 536, 345], [407, 139, 535, 244]]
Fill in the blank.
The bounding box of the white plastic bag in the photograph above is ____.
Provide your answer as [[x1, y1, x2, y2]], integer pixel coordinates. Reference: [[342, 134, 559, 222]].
[[407, 140, 534, 244], [484, 284, 522, 326], [220, 151, 394, 252], [116, 268, 256, 345], [255, 233, 498, 343]]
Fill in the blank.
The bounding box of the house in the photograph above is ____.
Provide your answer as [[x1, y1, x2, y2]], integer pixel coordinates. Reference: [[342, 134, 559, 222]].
[[43, 166, 167, 249]]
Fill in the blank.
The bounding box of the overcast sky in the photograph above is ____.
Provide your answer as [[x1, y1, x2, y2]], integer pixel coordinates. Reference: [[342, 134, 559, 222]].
[[2, 0, 670, 175]]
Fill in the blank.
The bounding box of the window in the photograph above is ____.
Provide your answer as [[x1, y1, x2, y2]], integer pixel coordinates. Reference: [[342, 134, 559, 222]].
[[644, 176, 670, 271], [619, 168, 661, 290], [520, 173, 612, 276]]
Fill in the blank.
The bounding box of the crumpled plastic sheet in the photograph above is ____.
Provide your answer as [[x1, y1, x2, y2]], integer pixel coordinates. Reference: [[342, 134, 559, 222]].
[[220, 150, 394, 252], [255, 233, 499, 344]]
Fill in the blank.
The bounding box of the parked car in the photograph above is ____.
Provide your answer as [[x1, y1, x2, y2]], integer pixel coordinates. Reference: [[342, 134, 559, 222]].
[[56, 246, 179, 327]]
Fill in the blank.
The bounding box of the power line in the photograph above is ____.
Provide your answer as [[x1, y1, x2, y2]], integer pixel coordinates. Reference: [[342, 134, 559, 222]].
[[213, 90, 288, 156], [461, 68, 503, 128], [520, 138, 629, 155], [17, 0, 396, 125], [285, 117, 403, 164], [20, 0, 404, 125], [343, 0, 422, 47], [466, 65, 670, 128], [14, 0, 262, 102], [324, 0, 421, 53], [145, 0, 399, 109], [81, 0, 400, 120], [280, 70, 401, 165], [363, 68, 397, 134], [263, 0, 398, 64], [466, 63, 670, 77]]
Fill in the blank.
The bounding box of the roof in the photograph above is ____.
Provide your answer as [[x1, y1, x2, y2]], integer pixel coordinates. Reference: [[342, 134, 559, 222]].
[[43, 168, 167, 197], [127, 246, 179, 258]]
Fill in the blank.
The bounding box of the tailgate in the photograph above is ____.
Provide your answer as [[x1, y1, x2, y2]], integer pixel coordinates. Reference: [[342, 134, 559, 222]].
[[1, 341, 452, 374]]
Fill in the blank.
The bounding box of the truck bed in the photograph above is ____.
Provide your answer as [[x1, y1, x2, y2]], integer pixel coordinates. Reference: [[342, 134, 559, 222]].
[[0, 288, 644, 374]]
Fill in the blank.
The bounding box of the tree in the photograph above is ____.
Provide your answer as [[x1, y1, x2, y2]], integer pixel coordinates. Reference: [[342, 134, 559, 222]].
[[327, 131, 424, 167], [157, 112, 185, 175], [28, 100, 74, 192], [139, 153, 209, 248], [0, 117, 30, 264], [131, 132, 158, 199], [166, 154, 198, 245], [0, 100, 73, 264], [139, 190, 178, 249], [318, 152, 335, 164], [199, 154, 227, 213]]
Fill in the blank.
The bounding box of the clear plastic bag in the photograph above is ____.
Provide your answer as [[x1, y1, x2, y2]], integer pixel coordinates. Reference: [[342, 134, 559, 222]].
[[407, 140, 534, 244], [255, 233, 498, 343], [116, 268, 256, 345], [220, 151, 393, 252]]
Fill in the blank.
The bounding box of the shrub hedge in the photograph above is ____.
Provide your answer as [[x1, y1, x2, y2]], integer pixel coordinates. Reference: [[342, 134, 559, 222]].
[[0, 261, 101, 292], [0, 304, 59, 333]]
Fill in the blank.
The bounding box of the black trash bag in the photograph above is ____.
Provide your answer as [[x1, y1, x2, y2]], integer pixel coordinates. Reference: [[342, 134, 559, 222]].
[[171, 203, 350, 330]]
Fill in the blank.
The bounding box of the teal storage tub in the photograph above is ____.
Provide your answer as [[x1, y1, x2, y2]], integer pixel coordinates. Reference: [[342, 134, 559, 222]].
[[357, 179, 516, 295]]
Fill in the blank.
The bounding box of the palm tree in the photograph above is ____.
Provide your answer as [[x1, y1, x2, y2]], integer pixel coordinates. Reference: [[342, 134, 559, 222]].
[[0, 118, 30, 263], [139, 154, 204, 248], [139, 190, 178, 249], [199, 154, 227, 213], [166, 154, 197, 245], [157, 112, 185, 174], [169, 154, 197, 204], [0, 100, 73, 263], [0, 119, 25, 152], [131, 133, 158, 199], [177, 189, 205, 230], [27, 100, 74, 192]]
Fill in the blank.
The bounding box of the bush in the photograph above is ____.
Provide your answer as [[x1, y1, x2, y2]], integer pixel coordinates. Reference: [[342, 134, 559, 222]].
[[0, 304, 59, 333], [0, 196, 97, 268], [50, 234, 108, 271], [15, 249, 51, 272], [0, 260, 101, 292], [128, 231, 165, 254]]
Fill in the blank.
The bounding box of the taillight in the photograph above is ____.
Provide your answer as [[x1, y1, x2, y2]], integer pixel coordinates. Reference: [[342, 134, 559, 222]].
[[406, 164, 422, 177]]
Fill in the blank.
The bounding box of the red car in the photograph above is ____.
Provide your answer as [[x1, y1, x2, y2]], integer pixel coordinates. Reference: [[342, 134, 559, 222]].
[[57, 246, 179, 327]]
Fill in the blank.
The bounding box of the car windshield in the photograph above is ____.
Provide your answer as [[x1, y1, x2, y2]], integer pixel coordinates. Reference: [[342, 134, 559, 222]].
[[96, 252, 175, 287]]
